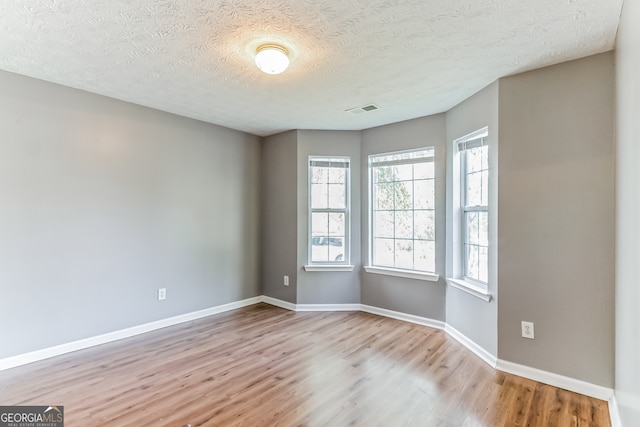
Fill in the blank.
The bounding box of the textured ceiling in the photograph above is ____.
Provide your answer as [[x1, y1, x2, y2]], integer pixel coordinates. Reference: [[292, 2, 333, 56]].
[[0, 0, 623, 136]]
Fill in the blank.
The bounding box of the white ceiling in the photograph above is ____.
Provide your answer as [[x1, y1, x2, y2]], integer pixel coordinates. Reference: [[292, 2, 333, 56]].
[[0, 0, 623, 137]]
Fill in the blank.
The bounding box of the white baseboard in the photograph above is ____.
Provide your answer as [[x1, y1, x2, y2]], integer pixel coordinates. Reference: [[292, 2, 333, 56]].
[[359, 304, 445, 330], [296, 303, 361, 312], [260, 295, 297, 311], [608, 395, 622, 427], [445, 324, 497, 368], [0, 296, 261, 372], [259, 297, 445, 329], [495, 359, 614, 401], [259, 297, 364, 313]]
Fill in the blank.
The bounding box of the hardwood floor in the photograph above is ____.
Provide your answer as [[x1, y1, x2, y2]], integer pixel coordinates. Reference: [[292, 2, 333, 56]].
[[0, 303, 610, 426]]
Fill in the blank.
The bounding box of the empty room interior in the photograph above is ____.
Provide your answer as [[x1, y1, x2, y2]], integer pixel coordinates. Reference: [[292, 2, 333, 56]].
[[0, 0, 639, 426]]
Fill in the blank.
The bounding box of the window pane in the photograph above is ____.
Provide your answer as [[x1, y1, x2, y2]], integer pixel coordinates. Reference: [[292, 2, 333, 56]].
[[328, 183, 346, 209], [481, 145, 488, 171], [414, 162, 434, 179], [328, 213, 345, 236], [311, 183, 328, 209], [375, 166, 393, 183], [414, 210, 435, 240], [311, 236, 329, 262], [374, 211, 394, 238], [467, 147, 483, 173], [393, 164, 412, 181], [466, 172, 482, 207], [394, 181, 413, 210], [395, 210, 413, 239], [414, 179, 434, 209], [466, 212, 479, 245], [415, 240, 435, 272], [466, 244, 479, 280], [479, 211, 488, 246], [394, 240, 413, 269], [326, 237, 344, 262], [478, 246, 488, 283], [374, 183, 394, 210], [481, 170, 489, 206], [328, 167, 346, 183], [311, 212, 328, 236], [373, 238, 394, 267], [311, 167, 328, 183]]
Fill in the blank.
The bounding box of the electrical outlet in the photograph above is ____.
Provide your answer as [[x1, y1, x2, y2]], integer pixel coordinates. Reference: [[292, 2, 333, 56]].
[[158, 288, 166, 301], [283, 276, 289, 286], [521, 321, 534, 339]]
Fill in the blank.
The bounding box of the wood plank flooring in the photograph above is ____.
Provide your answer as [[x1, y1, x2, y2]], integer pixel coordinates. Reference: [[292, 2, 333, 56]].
[[0, 303, 610, 426]]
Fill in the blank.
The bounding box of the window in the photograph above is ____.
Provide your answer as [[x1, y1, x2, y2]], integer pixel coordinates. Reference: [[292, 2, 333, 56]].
[[368, 147, 435, 273], [308, 157, 350, 265], [459, 132, 488, 284]]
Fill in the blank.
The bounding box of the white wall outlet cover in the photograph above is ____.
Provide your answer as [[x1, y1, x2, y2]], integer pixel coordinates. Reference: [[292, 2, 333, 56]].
[[158, 288, 167, 300], [521, 321, 535, 339]]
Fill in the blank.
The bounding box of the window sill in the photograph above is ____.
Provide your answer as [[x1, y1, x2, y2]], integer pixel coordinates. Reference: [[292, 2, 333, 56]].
[[364, 266, 439, 282], [304, 265, 355, 272], [446, 278, 492, 302]]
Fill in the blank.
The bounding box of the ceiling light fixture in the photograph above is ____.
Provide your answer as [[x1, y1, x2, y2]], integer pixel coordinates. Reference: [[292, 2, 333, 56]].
[[255, 44, 290, 75]]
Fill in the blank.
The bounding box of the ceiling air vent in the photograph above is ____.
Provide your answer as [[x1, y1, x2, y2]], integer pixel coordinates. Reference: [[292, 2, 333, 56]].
[[346, 104, 379, 115]]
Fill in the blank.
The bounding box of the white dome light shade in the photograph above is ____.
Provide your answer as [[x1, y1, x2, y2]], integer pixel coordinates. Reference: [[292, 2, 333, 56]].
[[255, 44, 289, 75]]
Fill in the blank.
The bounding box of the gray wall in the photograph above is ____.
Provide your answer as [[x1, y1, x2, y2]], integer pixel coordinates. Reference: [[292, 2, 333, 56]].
[[296, 130, 361, 304], [497, 53, 615, 387], [445, 82, 499, 356], [0, 70, 262, 358], [261, 131, 298, 303], [360, 115, 447, 320], [615, 0, 640, 422]]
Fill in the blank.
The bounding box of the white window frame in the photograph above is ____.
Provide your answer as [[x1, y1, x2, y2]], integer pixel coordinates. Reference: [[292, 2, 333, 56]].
[[447, 127, 492, 301], [364, 147, 438, 282], [306, 156, 351, 268], [460, 132, 489, 285]]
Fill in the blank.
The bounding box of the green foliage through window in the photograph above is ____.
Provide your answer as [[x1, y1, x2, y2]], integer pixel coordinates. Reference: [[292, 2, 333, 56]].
[[369, 147, 435, 273]]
